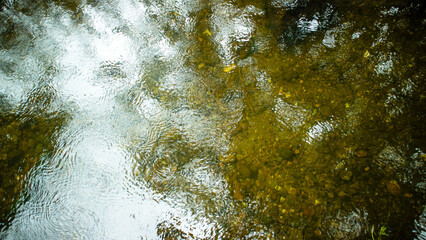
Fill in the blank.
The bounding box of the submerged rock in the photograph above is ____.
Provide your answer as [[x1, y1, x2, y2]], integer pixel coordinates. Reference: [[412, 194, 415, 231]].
[[340, 170, 353, 181], [386, 180, 401, 196]]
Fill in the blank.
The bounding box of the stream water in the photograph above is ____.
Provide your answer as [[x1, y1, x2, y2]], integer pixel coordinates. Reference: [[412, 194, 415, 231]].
[[0, 0, 425, 239]]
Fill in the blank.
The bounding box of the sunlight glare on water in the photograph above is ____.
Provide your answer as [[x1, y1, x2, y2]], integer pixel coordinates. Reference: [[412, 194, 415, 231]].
[[0, 0, 230, 238]]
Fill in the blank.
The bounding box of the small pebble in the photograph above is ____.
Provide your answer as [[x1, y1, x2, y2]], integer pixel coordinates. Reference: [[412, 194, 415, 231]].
[[314, 229, 322, 237], [404, 193, 413, 198]]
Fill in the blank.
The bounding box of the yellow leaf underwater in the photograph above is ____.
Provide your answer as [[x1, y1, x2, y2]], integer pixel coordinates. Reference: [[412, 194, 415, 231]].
[[364, 50, 370, 58], [203, 29, 212, 36], [223, 64, 236, 73]]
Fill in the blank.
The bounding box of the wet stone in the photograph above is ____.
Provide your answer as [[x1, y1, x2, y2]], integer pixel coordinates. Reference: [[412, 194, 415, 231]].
[[355, 150, 367, 158], [278, 147, 295, 161], [288, 187, 297, 195], [340, 170, 352, 181], [314, 229, 322, 237], [237, 162, 252, 179], [320, 105, 332, 117], [386, 180, 401, 196]]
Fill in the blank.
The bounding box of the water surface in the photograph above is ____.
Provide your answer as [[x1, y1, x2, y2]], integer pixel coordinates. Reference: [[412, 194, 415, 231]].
[[0, 0, 425, 239]]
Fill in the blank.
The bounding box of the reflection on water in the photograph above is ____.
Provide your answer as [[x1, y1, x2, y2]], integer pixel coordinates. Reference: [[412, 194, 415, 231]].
[[0, 0, 425, 239]]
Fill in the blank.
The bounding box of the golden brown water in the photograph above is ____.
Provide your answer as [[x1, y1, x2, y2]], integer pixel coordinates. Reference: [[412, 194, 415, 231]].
[[0, 0, 425, 239]]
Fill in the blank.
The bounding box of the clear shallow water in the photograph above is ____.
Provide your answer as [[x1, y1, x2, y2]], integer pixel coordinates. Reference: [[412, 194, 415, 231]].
[[0, 0, 425, 239]]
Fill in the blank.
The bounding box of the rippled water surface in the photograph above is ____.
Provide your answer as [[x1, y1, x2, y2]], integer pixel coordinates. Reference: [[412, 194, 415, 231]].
[[0, 0, 425, 239]]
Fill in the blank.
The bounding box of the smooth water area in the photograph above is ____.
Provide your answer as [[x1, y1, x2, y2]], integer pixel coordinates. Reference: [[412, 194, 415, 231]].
[[0, 0, 425, 239]]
